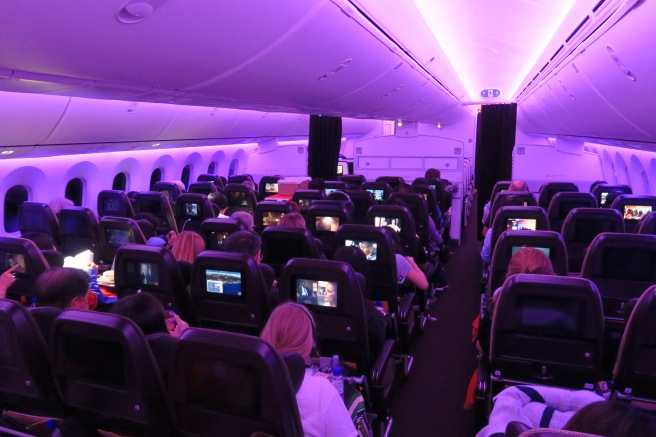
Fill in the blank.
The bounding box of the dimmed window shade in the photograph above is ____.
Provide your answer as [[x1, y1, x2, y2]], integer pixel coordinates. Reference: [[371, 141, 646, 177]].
[[308, 115, 342, 180], [475, 103, 517, 240]]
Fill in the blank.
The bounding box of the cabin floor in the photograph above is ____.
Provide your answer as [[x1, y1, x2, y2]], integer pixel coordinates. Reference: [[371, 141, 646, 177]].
[[390, 197, 481, 437]]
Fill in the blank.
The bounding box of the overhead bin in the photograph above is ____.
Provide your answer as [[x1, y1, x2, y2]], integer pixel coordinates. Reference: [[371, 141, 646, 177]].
[[0, 92, 70, 147], [518, 0, 656, 143], [0, 0, 466, 125]]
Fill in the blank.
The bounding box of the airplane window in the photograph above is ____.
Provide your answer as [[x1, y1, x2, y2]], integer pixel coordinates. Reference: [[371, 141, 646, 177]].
[[3, 185, 28, 233], [150, 168, 162, 191], [181, 165, 191, 190], [207, 162, 216, 174], [643, 170, 651, 195], [228, 159, 238, 177], [65, 178, 83, 207], [112, 172, 127, 191]]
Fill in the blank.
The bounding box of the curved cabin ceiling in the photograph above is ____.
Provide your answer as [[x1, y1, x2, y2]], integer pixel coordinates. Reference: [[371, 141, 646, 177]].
[[2, 0, 654, 151], [0, 0, 600, 118]]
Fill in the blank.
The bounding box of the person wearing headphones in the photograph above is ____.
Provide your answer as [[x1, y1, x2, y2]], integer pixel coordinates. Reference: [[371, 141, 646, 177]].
[[261, 302, 357, 437]]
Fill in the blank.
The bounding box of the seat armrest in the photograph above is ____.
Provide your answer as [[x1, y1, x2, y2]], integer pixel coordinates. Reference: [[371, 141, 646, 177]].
[[481, 263, 490, 284], [371, 338, 395, 385], [397, 292, 415, 319], [476, 353, 490, 400]]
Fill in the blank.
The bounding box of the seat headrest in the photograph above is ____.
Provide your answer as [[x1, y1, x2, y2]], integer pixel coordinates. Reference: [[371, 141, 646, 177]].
[[280, 352, 305, 394]]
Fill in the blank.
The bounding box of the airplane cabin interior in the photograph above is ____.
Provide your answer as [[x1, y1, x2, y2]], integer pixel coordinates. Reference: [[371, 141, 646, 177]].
[[0, 0, 655, 436]]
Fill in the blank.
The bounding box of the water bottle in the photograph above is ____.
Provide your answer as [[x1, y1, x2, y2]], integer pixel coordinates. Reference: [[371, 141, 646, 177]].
[[330, 355, 344, 398]]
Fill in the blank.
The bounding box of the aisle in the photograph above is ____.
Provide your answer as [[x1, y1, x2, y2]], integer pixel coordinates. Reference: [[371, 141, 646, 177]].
[[389, 198, 483, 436]]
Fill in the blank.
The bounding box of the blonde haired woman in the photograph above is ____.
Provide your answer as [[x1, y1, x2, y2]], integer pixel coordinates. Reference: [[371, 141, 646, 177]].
[[278, 212, 307, 229], [261, 303, 357, 437], [170, 231, 205, 264], [505, 246, 554, 279]]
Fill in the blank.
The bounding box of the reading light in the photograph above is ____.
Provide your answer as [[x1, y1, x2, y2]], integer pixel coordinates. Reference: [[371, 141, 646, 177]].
[[397, 119, 403, 127], [1, 150, 14, 155], [437, 123, 442, 129], [152, 143, 160, 147]]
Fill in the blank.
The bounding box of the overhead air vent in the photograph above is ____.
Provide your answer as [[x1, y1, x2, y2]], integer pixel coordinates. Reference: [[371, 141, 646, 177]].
[[454, 147, 462, 155], [355, 147, 363, 155], [297, 147, 305, 154], [516, 147, 526, 155]]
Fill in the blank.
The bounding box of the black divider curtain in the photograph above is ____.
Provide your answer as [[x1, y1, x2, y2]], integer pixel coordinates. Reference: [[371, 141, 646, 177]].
[[308, 115, 342, 180], [475, 103, 517, 240]]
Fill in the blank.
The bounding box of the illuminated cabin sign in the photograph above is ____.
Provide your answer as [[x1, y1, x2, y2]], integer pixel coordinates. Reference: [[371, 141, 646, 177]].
[[480, 89, 501, 99]]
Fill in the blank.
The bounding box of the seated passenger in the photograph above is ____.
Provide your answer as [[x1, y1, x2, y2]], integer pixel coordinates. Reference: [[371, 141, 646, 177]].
[[425, 167, 451, 189], [475, 385, 605, 437], [0, 264, 19, 299], [22, 232, 57, 251], [35, 267, 97, 310], [261, 302, 357, 437], [477, 247, 555, 355], [110, 292, 188, 383], [208, 192, 229, 218], [384, 197, 448, 291], [110, 292, 188, 338], [23, 231, 65, 267], [231, 210, 255, 231], [308, 177, 325, 190], [170, 231, 205, 264], [221, 230, 276, 301], [395, 183, 443, 246], [48, 197, 74, 218], [482, 179, 529, 237], [279, 212, 325, 257], [380, 226, 429, 291], [465, 247, 557, 410]]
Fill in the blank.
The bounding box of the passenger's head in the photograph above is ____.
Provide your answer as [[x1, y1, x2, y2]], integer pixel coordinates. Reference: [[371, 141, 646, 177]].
[[395, 183, 413, 193], [308, 177, 325, 190], [35, 267, 91, 310], [222, 230, 261, 261], [208, 192, 228, 213], [508, 180, 529, 192], [48, 197, 74, 215], [425, 168, 441, 179], [22, 232, 56, 251], [506, 247, 555, 279], [171, 231, 205, 263], [278, 212, 306, 229], [134, 212, 159, 239], [110, 292, 168, 335], [604, 189, 624, 208], [564, 401, 656, 437], [231, 211, 254, 230], [261, 302, 315, 360]]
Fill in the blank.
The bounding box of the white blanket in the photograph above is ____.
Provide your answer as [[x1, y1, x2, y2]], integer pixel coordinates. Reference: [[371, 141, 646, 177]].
[[476, 385, 606, 437]]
